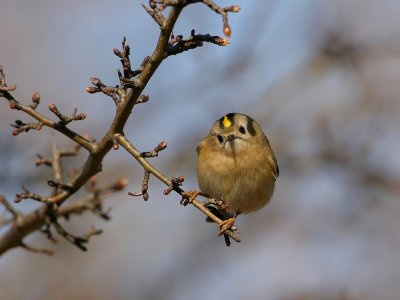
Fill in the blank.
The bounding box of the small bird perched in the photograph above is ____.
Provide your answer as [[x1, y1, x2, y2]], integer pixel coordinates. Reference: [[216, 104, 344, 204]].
[[195, 113, 279, 237]]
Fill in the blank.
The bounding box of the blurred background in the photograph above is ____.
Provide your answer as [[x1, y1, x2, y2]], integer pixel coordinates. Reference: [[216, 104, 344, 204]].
[[1, 0, 400, 299]]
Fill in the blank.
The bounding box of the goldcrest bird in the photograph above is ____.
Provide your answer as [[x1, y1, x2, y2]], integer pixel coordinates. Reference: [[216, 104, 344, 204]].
[[196, 113, 279, 236]]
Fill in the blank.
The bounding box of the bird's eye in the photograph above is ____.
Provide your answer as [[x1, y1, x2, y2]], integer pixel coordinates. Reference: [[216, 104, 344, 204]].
[[217, 135, 223, 143], [239, 125, 246, 134]]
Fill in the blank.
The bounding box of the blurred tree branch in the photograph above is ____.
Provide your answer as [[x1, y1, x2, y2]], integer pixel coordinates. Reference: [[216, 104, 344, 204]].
[[0, 0, 240, 256]]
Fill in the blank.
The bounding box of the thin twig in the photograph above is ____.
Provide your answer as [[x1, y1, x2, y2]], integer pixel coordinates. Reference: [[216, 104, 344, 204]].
[[128, 170, 150, 201], [167, 30, 229, 56], [140, 141, 168, 158], [48, 104, 86, 126], [20, 242, 54, 256], [0, 196, 20, 218]]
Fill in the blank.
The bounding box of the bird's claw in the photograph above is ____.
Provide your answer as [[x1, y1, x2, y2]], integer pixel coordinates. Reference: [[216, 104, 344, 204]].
[[218, 217, 236, 236], [180, 191, 200, 206]]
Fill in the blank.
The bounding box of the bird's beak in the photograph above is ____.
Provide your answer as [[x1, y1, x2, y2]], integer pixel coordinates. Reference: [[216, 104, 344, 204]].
[[227, 134, 236, 142], [226, 135, 237, 162]]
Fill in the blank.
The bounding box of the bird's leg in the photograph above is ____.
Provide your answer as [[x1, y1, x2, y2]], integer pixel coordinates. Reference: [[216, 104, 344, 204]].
[[203, 198, 236, 235], [202, 198, 230, 212], [202, 197, 218, 207]]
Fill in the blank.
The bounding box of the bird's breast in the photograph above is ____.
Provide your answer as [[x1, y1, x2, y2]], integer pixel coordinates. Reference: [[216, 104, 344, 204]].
[[197, 146, 275, 214]]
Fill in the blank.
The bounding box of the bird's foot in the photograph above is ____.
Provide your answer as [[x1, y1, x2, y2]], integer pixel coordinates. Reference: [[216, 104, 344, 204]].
[[203, 198, 229, 212], [181, 190, 201, 205], [218, 217, 236, 236]]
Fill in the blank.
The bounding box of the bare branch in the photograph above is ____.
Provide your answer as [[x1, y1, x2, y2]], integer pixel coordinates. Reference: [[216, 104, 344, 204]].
[[36, 154, 53, 167], [0, 66, 16, 94], [140, 141, 168, 158], [50, 210, 102, 252], [0, 69, 93, 150], [48, 104, 86, 126], [0, 177, 127, 255], [201, 0, 240, 37], [167, 29, 229, 56], [142, 3, 165, 28], [10, 119, 43, 136]]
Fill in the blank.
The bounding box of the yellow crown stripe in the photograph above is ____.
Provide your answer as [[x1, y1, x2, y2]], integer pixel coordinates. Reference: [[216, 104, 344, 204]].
[[223, 115, 232, 128]]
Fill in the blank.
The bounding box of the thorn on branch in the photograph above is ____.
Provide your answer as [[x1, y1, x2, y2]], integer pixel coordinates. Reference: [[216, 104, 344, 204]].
[[128, 171, 150, 201], [140, 140, 168, 158]]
